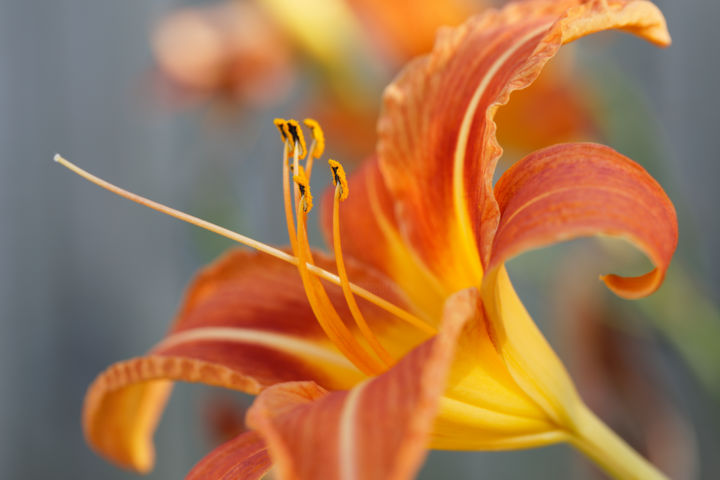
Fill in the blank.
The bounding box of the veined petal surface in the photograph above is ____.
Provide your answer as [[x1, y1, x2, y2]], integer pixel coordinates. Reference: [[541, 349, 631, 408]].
[[83, 248, 425, 472], [377, 0, 669, 287], [490, 143, 677, 298], [481, 142, 677, 429], [321, 157, 447, 320], [187, 431, 272, 480], [247, 289, 479, 480]]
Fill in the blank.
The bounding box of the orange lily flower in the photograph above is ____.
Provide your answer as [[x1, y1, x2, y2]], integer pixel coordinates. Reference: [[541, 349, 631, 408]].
[[60, 1, 676, 479]]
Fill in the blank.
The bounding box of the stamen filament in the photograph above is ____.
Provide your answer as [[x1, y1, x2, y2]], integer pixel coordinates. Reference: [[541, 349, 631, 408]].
[[332, 182, 395, 367], [303, 118, 325, 178], [54, 154, 436, 335], [303, 119, 325, 159], [295, 200, 385, 375], [281, 140, 299, 253], [305, 139, 317, 179], [290, 150, 386, 374]]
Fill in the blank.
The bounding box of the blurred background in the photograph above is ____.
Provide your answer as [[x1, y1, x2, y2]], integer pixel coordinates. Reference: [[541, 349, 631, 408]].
[[1, 0, 719, 478]]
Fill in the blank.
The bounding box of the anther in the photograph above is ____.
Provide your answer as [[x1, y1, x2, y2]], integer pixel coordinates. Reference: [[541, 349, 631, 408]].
[[303, 118, 325, 159], [273, 118, 289, 143], [293, 165, 313, 212], [286, 119, 307, 160], [328, 159, 349, 201]]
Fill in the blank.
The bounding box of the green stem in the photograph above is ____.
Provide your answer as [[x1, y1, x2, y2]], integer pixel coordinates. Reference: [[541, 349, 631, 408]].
[[569, 404, 668, 480]]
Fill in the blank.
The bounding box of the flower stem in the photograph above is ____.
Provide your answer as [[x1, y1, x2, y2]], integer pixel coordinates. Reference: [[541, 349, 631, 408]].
[[569, 404, 668, 480]]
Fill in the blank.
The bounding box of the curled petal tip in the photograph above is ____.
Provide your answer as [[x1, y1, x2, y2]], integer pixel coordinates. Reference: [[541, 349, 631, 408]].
[[82, 365, 173, 474], [491, 143, 677, 301], [601, 269, 664, 300], [561, 0, 672, 48]]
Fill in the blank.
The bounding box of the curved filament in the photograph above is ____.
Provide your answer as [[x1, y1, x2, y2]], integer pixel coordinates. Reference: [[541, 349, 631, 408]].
[[332, 181, 395, 367]]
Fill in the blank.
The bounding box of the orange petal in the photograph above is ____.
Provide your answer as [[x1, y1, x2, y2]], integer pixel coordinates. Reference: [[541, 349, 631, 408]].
[[83, 247, 433, 472], [161, 248, 372, 389], [247, 288, 480, 480], [377, 0, 669, 285], [83, 353, 356, 473], [320, 157, 447, 320], [83, 249, 356, 472], [187, 431, 272, 480], [489, 143, 677, 299]]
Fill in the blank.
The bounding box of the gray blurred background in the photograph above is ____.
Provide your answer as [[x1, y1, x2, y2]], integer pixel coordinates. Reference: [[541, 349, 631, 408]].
[[1, 0, 719, 479]]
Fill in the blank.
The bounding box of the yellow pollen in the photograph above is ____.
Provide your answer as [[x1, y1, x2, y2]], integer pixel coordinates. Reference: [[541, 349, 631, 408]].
[[293, 165, 313, 213], [286, 119, 307, 160], [274, 118, 297, 161], [273, 118, 289, 143], [303, 118, 325, 159], [328, 159, 349, 201]]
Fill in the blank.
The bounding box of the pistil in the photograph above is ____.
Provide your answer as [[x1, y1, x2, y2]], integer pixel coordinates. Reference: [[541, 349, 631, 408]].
[[54, 119, 437, 357]]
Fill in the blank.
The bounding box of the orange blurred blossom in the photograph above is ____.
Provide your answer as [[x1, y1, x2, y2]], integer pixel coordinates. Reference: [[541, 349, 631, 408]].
[[152, 0, 596, 159]]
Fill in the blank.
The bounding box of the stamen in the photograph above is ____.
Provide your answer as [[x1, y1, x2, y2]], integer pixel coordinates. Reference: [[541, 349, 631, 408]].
[[304, 118, 325, 159], [280, 136, 299, 253], [289, 153, 387, 374], [293, 165, 313, 213], [303, 119, 325, 179], [290, 123, 302, 200], [273, 118, 289, 143], [286, 119, 307, 160], [305, 138, 317, 180], [54, 154, 436, 335], [330, 160, 394, 367], [275, 118, 297, 161], [328, 159, 349, 200], [294, 193, 385, 375]]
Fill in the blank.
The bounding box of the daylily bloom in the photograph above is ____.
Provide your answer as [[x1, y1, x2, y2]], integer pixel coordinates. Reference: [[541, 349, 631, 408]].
[[60, 1, 677, 479]]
